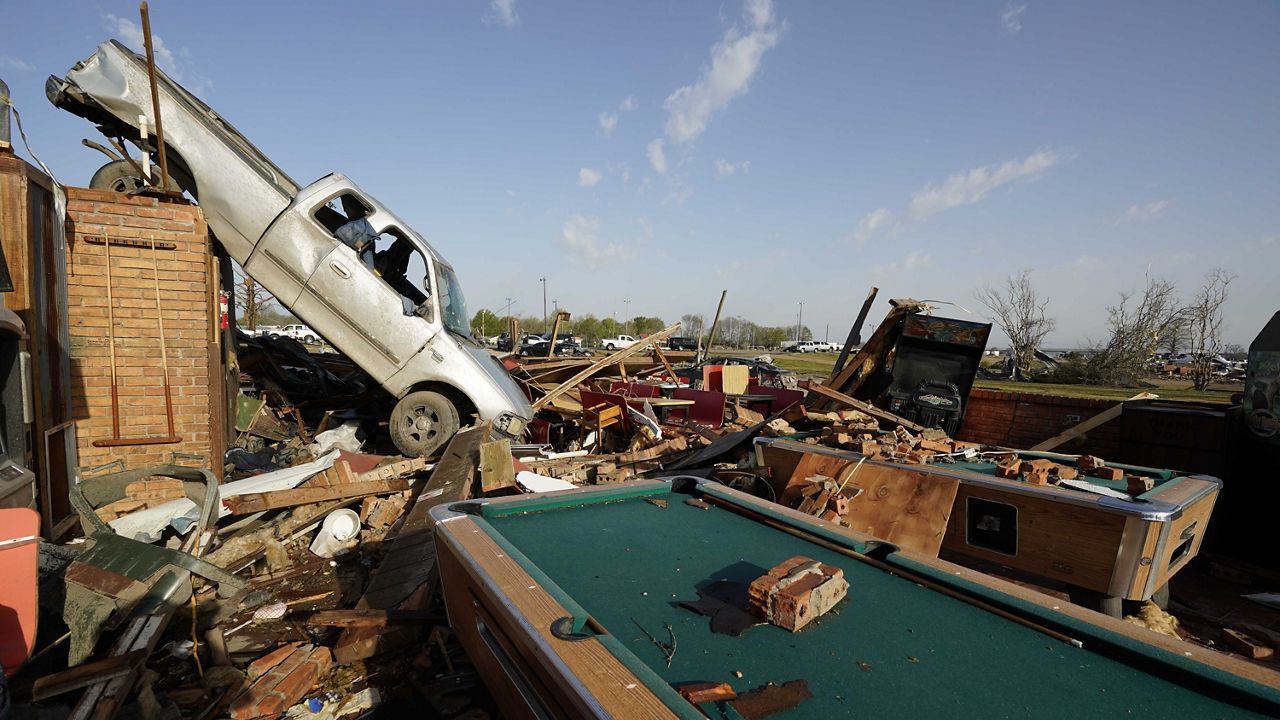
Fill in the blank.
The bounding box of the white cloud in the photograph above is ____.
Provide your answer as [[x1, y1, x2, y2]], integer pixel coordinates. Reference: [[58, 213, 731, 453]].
[[665, 183, 695, 206], [486, 0, 519, 27], [662, 0, 781, 144], [873, 248, 933, 275], [105, 14, 181, 80], [577, 167, 602, 187], [714, 159, 751, 179], [907, 150, 1059, 222], [646, 139, 668, 174], [0, 54, 35, 73], [598, 96, 637, 136], [1001, 4, 1028, 34], [559, 214, 627, 262], [903, 249, 932, 270], [620, 166, 632, 184], [852, 208, 892, 246], [1117, 200, 1170, 224]]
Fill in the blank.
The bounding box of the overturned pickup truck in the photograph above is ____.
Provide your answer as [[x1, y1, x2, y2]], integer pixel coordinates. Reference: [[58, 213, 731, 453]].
[[48, 40, 532, 456]]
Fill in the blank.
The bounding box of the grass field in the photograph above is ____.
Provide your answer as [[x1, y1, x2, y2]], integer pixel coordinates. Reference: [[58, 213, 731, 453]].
[[732, 351, 1238, 405]]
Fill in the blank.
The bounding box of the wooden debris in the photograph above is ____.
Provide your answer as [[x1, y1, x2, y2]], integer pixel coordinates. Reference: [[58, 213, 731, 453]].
[[676, 681, 738, 704], [224, 479, 412, 514], [479, 439, 517, 494]]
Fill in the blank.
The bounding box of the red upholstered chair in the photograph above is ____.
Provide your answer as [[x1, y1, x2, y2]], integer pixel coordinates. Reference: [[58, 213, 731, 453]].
[[702, 365, 726, 392], [746, 384, 806, 415], [671, 387, 727, 428]]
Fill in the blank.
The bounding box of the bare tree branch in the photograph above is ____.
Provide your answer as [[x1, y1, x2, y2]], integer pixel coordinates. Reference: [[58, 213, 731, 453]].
[[1186, 268, 1235, 390], [975, 270, 1055, 378]]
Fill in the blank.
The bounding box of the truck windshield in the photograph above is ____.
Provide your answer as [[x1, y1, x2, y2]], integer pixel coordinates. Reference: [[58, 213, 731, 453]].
[[436, 264, 471, 338]]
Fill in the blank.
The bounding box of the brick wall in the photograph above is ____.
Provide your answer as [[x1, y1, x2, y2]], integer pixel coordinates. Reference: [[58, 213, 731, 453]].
[[64, 187, 221, 471], [957, 388, 1122, 456]]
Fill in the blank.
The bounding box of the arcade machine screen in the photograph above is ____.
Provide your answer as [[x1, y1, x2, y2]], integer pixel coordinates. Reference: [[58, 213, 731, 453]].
[[881, 314, 991, 435]]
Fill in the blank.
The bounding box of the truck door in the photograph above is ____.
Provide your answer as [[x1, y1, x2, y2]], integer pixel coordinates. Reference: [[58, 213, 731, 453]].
[[276, 187, 436, 383]]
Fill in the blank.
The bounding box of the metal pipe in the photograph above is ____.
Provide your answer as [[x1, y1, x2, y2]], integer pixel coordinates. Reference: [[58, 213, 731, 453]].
[[139, 2, 171, 190]]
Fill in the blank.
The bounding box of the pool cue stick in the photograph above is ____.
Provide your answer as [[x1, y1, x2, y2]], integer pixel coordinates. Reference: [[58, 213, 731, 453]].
[[701, 494, 1085, 649]]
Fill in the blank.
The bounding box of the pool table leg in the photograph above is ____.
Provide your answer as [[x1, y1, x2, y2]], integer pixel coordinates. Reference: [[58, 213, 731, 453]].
[[1068, 585, 1124, 618]]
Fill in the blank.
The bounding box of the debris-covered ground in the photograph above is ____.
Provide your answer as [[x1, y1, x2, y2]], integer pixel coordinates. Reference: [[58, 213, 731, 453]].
[[7, 323, 1278, 720]]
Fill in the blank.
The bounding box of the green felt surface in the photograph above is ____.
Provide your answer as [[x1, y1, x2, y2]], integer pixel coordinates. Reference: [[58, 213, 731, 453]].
[[949, 452, 1177, 497], [480, 489, 1274, 719]]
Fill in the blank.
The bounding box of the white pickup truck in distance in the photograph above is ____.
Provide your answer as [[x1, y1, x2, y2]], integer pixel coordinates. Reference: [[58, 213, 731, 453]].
[[276, 324, 321, 344], [48, 40, 533, 457], [601, 335, 638, 350]]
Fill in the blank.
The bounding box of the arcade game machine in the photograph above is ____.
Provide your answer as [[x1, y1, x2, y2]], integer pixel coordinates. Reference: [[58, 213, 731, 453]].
[[0, 231, 34, 510], [858, 313, 991, 435]]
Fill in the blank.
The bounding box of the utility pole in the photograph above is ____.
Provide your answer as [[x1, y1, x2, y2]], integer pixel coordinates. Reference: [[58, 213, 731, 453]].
[[797, 302, 804, 342], [539, 277, 547, 330], [553, 299, 559, 316], [502, 297, 514, 317], [624, 299, 631, 335]]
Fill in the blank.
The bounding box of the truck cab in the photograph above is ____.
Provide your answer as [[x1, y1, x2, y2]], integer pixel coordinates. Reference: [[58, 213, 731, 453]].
[[47, 40, 532, 456]]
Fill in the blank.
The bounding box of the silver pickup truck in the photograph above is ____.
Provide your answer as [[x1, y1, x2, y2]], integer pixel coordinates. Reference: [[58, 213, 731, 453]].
[[47, 40, 532, 456]]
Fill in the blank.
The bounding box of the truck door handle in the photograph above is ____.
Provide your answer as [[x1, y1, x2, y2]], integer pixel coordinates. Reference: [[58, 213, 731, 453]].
[[330, 261, 351, 279]]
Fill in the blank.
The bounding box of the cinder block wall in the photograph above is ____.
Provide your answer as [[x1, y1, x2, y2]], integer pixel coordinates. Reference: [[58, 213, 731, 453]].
[[64, 187, 221, 472], [957, 389, 1121, 456]]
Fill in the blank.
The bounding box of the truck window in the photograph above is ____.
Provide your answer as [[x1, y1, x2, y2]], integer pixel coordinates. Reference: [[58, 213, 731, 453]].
[[372, 228, 431, 318], [315, 193, 372, 233]]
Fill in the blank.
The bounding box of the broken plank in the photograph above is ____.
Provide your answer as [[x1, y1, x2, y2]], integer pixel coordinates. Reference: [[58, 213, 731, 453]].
[[1029, 392, 1157, 451], [479, 438, 517, 494], [223, 479, 411, 515], [802, 381, 925, 433], [32, 650, 146, 701], [299, 609, 441, 628], [333, 423, 489, 664]]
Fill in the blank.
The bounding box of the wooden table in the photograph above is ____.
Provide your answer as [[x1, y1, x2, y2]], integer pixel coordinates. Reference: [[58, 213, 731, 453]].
[[624, 396, 694, 422]]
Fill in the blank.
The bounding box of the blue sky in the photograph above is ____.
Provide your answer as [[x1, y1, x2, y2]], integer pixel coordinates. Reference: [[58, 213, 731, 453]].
[[3, 0, 1277, 346]]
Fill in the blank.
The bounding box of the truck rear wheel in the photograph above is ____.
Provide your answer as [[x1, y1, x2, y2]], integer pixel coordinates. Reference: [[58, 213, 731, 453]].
[[390, 390, 460, 457]]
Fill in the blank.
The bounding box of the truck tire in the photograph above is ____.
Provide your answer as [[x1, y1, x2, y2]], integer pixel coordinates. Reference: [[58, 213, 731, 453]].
[[604, 343, 616, 350], [390, 390, 460, 457], [89, 159, 180, 194]]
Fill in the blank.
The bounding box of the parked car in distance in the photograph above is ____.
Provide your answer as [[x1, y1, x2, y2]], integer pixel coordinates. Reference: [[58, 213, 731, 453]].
[[788, 341, 822, 353], [274, 324, 321, 344], [666, 336, 699, 351], [601, 335, 638, 351], [49, 40, 533, 458]]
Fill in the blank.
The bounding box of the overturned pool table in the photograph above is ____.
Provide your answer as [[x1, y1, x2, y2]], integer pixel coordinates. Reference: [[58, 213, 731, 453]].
[[431, 479, 1278, 719]]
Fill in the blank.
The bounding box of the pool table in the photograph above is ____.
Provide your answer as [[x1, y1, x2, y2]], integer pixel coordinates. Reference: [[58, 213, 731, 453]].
[[430, 479, 1277, 719], [754, 438, 1219, 612]]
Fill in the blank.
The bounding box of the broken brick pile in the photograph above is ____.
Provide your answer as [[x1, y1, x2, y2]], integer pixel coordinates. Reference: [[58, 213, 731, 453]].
[[230, 643, 333, 720]]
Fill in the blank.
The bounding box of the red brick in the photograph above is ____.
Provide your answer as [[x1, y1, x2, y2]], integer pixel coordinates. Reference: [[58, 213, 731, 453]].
[[1092, 467, 1124, 481]]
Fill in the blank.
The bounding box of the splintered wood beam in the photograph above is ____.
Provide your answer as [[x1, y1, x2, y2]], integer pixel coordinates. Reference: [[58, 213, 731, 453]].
[[803, 381, 926, 433], [300, 609, 441, 628], [531, 323, 681, 412], [1029, 392, 1157, 451], [223, 479, 412, 515]]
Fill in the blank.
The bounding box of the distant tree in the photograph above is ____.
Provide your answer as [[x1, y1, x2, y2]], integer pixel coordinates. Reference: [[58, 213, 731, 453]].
[[571, 315, 603, 346], [631, 316, 665, 335], [680, 313, 705, 340], [600, 317, 620, 338], [257, 307, 298, 327], [1223, 343, 1246, 360], [1083, 274, 1181, 384], [1161, 313, 1189, 356], [471, 309, 500, 338], [234, 269, 274, 330], [1186, 269, 1235, 391], [975, 270, 1056, 379]]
